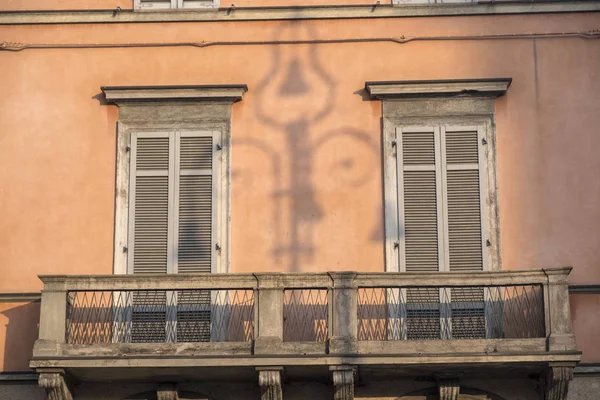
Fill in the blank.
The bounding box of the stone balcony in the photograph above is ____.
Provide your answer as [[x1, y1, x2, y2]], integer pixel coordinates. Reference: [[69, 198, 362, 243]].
[[30, 268, 580, 400]]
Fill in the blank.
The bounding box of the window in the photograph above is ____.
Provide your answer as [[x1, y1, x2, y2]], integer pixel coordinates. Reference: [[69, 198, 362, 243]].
[[366, 79, 510, 340], [103, 85, 247, 342], [134, 0, 219, 9]]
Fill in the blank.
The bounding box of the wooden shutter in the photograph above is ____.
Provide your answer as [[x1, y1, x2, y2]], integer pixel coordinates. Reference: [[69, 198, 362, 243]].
[[128, 132, 172, 275], [174, 131, 220, 342], [441, 125, 487, 338], [127, 130, 221, 343], [396, 126, 444, 273], [396, 126, 444, 339], [174, 131, 219, 274], [441, 125, 487, 273], [127, 132, 173, 342], [395, 124, 488, 339]]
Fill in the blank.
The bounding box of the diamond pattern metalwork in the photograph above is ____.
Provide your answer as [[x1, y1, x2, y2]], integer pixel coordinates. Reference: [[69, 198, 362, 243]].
[[357, 285, 544, 341], [283, 289, 328, 342], [66, 289, 254, 344]]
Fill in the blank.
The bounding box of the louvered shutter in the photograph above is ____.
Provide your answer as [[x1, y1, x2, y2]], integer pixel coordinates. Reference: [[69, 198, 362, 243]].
[[395, 126, 444, 339], [174, 131, 218, 274], [441, 125, 486, 273], [127, 130, 221, 343], [395, 124, 489, 340], [128, 132, 173, 342], [174, 131, 220, 342], [128, 132, 172, 275], [396, 126, 444, 273], [441, 125, 487, 339]]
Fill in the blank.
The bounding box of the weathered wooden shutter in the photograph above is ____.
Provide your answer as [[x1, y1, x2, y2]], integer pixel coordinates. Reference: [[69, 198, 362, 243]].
[[395, 124, 488, 339], [174, 131, 220, 342], [174, 131, 218, 274], [441, 125, 487, 339], [128, 132, 173, 342], [128, 132, 172, 275], [396, 126, 444, 339], [127, 130, 221, 342], [396, 126, 444, 273], [441, 125, 486, 273]]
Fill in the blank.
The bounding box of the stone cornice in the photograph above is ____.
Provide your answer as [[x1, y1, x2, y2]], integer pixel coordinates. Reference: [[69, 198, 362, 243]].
[[1, 2, 599, 25], [365, 78, 512, 100], [101, 85, 248, 105]]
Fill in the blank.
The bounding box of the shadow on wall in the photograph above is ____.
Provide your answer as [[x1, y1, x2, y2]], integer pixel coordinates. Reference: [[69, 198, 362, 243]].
[[233, 20, 381, 272], [1, 302, 40, 371]]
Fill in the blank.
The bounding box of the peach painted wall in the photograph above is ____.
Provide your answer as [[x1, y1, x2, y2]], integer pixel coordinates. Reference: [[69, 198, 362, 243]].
[[0, 13, 598, 369], [0, 303, 40, 371]]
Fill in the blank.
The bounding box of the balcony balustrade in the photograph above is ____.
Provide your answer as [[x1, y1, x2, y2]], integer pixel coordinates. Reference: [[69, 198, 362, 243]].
[[31, 268, 580, 389]]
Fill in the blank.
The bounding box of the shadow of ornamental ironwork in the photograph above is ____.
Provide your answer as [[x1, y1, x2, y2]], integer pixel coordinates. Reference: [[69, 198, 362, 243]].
[[250, 20, 379, 272]]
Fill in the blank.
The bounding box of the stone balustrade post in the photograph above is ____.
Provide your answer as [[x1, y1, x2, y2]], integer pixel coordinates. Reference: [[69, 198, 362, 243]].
[[328, 272, 358, 355], [34, 280, 68, 358], [544, 268, 577, 352], [254, 274, 284, 354]]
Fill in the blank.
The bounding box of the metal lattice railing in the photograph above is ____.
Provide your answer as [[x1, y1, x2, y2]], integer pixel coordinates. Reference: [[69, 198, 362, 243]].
[[283, 289, 329, 342], [66, 289, 255, 344], [357, 285, 545, 341]]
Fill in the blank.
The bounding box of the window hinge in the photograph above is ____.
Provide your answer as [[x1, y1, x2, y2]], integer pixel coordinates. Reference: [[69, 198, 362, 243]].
[[125, 146, 131, 152], [391, 140, 397, 148], [215, 243, 222, 252], [122, 246, 128, 253], [393, 241, 399, 249], [216, 144, 223, 151], [486, 239, 491, 247], [482, 138, 488, 145]]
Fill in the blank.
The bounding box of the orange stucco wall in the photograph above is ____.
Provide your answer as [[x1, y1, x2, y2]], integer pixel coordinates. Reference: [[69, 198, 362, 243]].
[[0, 12, 598, 370]]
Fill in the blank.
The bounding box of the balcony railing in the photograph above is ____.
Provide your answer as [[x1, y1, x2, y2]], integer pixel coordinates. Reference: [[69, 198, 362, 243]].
[[31, 268, 579, 373], [357, 284, 545, 341]]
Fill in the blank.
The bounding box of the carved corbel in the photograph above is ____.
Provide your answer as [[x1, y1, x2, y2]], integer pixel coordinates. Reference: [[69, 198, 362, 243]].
[[257, 367, 283, 400], [544, 366, 574, 400], [330, 366, 357, 400], [437, 378, 460, 400], [157, 383, 179, 400], [38, 372, 73, 400]]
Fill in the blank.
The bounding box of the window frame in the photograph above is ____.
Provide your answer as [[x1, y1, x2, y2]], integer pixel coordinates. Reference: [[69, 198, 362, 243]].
[[102, 84, 248, 278]]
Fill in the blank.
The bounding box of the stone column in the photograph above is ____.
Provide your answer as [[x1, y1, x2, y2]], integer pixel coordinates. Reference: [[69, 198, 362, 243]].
[[254, 274, 284, 354], [330, 366, 356, 400], [157, 383, 179, 400], [257, 367, 284, 400], [328, 272, 358, 355], [437, 378, 460, 400], [38, 371, 72, 400], [544, 364, 574, 400]]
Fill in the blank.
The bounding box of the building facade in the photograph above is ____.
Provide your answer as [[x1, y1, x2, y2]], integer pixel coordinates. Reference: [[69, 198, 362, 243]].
[[0, 1, 599, 399]]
